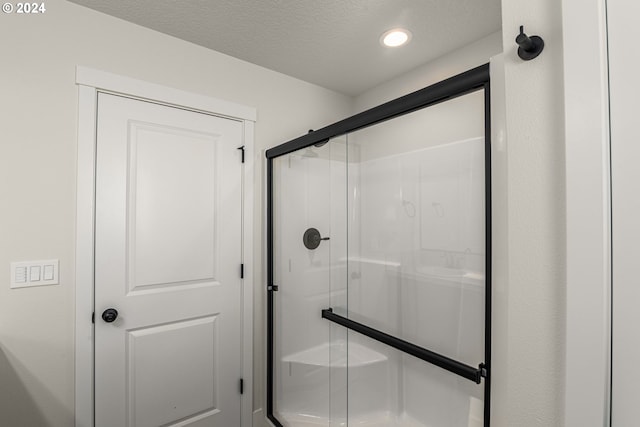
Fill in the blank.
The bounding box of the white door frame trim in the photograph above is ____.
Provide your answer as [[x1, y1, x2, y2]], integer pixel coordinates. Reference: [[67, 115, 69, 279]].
[[75, 66, 255, 427], [562, 1, 611, 426]]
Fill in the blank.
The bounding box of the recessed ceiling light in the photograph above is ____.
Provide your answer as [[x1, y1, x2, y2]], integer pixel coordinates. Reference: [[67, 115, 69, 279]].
[[381, 28, 412, 47]]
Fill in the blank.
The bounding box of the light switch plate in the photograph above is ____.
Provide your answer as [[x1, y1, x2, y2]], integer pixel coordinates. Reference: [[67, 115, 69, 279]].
[[11, 260, 59, 288]]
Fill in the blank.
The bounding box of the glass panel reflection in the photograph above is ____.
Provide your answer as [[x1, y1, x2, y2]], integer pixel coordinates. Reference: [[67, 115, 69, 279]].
[[346, 90, 486, 425], [272, 138, 348, 426]]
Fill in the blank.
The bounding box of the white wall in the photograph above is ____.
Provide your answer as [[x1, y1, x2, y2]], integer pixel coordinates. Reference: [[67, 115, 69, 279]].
[[497, 1, 565, 425], [609, 1, 640, 425], [562, 0, 611, 425], [0, 1, 352, 425]]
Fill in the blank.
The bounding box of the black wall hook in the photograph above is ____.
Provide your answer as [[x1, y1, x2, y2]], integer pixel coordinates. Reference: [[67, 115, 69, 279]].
[[516, 25, 544, 60]]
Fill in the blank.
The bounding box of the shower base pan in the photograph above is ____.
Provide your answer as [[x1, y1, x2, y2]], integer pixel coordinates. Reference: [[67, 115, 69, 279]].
[[277, 342, 429, 427], [278, 411, 426, 427]]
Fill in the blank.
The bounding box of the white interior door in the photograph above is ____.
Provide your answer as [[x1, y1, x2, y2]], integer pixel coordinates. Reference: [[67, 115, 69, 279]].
[[94, 93, 244, 427]]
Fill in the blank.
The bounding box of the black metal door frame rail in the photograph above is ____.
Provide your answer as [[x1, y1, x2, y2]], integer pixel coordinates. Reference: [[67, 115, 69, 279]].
[[321, 308, 485, 384], [265, 64, 490, 160]]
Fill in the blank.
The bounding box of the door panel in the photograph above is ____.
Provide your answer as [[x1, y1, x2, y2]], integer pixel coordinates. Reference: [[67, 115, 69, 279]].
[[128, 121, 218, 290], [95, 93, 243, 427], [128, 316, 218, 427]]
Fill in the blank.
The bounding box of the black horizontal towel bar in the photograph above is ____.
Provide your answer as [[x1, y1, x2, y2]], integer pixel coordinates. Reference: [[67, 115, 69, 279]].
[[321, 308, 485, 384]]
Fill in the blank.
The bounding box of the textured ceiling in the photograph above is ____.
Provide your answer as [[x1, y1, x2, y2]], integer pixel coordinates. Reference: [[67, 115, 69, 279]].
[[67, 0, 501, 96]]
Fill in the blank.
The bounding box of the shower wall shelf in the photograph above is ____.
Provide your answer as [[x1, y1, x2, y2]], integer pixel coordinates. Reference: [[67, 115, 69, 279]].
[[266, 63, 492, 427]]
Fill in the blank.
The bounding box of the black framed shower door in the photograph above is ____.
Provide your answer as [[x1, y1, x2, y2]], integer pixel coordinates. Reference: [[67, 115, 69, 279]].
[[266, 64, 492, 427]]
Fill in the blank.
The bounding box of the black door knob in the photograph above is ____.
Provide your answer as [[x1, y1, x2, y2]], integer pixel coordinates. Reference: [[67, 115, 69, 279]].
[[102, 308, 118, 323]]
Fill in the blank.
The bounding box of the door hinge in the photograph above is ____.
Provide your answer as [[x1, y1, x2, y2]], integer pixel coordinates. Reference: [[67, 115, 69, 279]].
[[92, 312, 95, 324], [268, 284, 279, 292], [237, 146, 245, 163], [240, 263, 244, 279], [239, 378, 244, 394]]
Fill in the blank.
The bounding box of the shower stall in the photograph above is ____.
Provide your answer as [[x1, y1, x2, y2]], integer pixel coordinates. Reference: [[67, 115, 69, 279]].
[[266, 65, 491, 427]]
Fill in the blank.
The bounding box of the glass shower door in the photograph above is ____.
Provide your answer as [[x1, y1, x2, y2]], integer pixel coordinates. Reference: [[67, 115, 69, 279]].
[[344, 91, 487, 426], [270, 138, 348, 426], [267, 65, 491, 427]]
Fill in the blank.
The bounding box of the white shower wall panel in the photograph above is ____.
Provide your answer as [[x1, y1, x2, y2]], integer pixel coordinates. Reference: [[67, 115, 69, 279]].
[[275, 151, 350, 348], [355, 138, 485, 257], [347, 133, 486, 426], [274, 153, 334, 358], [402, 355, 484, 427], [399, 274, 485, 368]]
